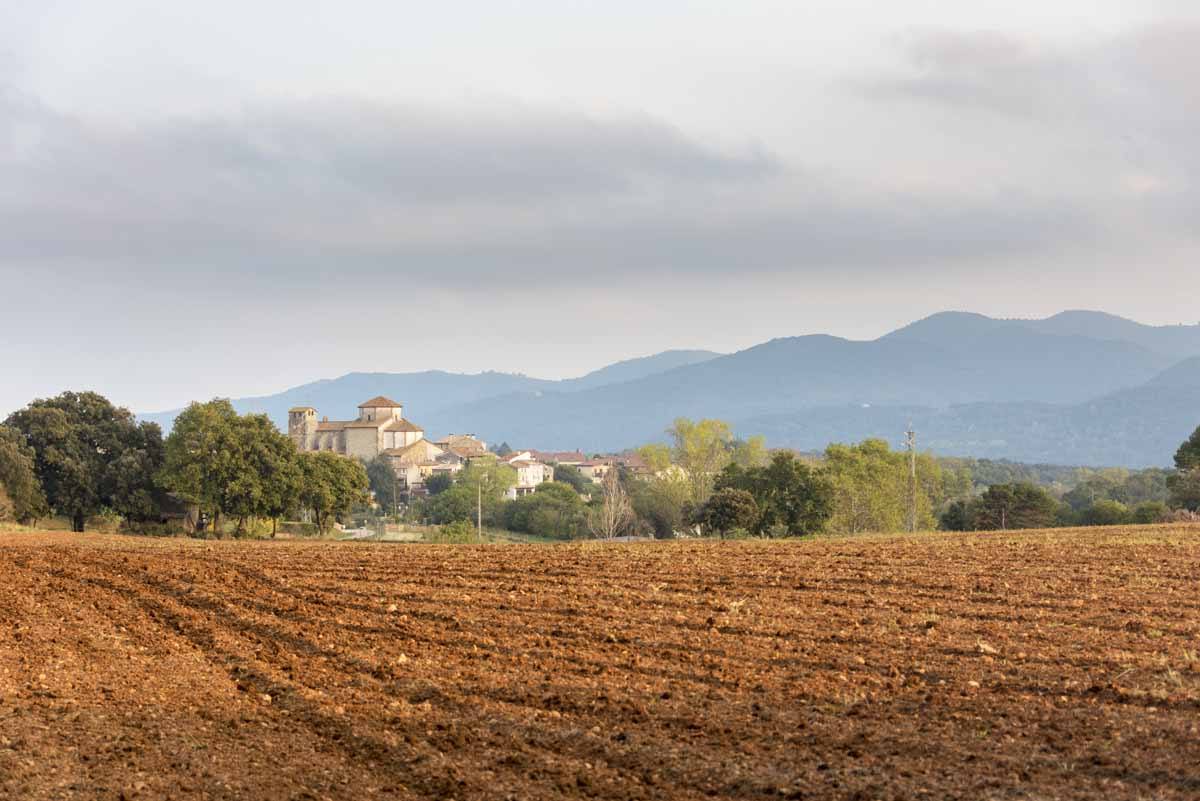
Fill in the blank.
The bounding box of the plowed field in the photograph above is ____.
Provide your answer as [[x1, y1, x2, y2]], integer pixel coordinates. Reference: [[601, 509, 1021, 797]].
[[2, 527, 1199, 800]]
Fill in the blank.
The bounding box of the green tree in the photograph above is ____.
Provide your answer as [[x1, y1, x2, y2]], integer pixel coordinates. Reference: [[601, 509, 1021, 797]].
[[160, 399, 242, 535], [365, 455, 398, 513], [504, 482, 589, 539], [715, 451, 834, 536], [427, 485, 477, 525], [494, 442, 513, 457], [629, 474, 690, 539], [974, 483, 1060, 530], [6, 391, 164, 531], [668, 417, 734, 506], [1174, 426, 1200, 471], [426, 460, 516, 528], [225, 413, 302, 534], [939, 499, 977, 531], [701, 488, 759, 538], [298, 451, 369, 535], [1168, 469, 1200, 512], [239, 414, 302, 536], [1131, 501, 1170, 524], [1080, 499, 1132, 527], [552, 463, 589, 494], [425, 471, 453, 495], [0, 425, 48, 524], [636, 443, 672, 474], [730, 436, 769, 469], [822, 440, 939, 535], [162, 402, 303, 536]]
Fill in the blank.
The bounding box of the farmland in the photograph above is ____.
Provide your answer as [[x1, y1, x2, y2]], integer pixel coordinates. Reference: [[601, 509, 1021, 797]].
[[2, 528, 1199, 800]]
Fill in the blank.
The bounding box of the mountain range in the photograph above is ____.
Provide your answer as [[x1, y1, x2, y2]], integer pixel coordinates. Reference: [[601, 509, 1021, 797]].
[[141, 311, 1200, 468]]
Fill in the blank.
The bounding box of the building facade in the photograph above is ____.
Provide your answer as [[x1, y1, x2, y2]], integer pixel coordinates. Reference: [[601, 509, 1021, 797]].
[[289, 396, 426, 462]]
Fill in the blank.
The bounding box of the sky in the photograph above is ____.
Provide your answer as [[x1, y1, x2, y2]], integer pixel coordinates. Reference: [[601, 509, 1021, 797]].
[[3, 1, 1199, 415]]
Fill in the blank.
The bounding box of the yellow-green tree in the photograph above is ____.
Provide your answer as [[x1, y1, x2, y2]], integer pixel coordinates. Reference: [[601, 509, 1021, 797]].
[[822, 439, 942, 534], [667, 417, 734, 506]]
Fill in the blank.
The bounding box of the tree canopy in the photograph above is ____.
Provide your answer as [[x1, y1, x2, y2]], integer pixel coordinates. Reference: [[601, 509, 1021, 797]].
[[668, 417, 734, 505], [4, 391, 164, 531], [298, 451, 370, 535], [822, 439, 940, 535], [714, 451, 834, 536], [1174, 426, 1200, 471], [0, 425, 48, 524], [974, 483, 1060, 530]]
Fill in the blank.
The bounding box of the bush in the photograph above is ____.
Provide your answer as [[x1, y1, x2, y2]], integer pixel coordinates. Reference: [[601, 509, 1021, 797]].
[[1080, 499, 1132, 527], [503, 483, 588, 539], [1131, 501, 1171, 525], [425, 472, 453, 496], [701, 488, 759, 538], [430, 519, 476, 543], [939, 499, 976, 531]]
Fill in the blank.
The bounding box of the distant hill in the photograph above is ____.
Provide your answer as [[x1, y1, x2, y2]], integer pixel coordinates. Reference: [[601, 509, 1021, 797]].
[[556, 349, 720, 390], [890, 310, 1200, 362], [140, 350, 722, 434], [139, 312, 1200, 467]]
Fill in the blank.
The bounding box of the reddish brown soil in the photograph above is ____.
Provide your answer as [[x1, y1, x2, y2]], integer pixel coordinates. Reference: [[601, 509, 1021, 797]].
[[2, 527, 1199, 800]]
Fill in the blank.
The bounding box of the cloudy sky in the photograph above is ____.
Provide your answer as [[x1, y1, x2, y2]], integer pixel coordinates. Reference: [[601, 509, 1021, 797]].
[[3, 1, 1199, 415]]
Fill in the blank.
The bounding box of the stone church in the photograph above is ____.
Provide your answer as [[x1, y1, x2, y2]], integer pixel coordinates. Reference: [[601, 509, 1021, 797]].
[[288, 396, 426, 461]]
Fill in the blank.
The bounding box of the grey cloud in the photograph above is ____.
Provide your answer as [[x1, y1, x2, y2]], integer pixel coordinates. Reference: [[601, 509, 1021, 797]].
[[0, 87, 1095, 290]]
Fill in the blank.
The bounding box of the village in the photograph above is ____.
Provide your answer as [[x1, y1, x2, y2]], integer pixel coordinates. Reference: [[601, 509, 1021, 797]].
[[288, 395, 649, 506]]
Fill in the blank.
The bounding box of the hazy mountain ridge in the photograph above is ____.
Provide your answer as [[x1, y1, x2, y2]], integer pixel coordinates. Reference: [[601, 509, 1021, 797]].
[[139, 311, 1200, 467]]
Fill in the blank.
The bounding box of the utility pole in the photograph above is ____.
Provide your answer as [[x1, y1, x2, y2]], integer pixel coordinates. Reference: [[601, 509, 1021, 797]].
[[905, 423, 917, 533], [477, 478, 482, 542]]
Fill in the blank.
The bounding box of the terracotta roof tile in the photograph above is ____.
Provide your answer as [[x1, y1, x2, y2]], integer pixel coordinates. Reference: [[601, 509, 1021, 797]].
[[358, 396, 403, 408]]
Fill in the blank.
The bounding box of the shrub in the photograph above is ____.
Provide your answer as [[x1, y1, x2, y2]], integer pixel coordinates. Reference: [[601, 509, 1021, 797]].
[[701, 488, 759, 538], [1131, 501, 1171, 525], [1080, 499, 1132, 527], [430, 519, 476, 543]]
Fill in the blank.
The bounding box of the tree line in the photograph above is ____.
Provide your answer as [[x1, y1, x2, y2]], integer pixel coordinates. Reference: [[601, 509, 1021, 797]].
[[4, 391, 1199, 539], [0, 393, 367, 535]]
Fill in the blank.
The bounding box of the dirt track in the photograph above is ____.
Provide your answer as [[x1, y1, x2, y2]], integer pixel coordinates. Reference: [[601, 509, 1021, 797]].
[[2, 528, 1199, 800]]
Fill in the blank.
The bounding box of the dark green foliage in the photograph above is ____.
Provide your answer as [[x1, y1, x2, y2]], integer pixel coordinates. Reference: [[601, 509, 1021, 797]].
[[973, 483, 1060, 530], [504, 482, 589, 539], [5, 391, 164, 531], [628, 478, 688, 539], [160, 399, 242, 532], [297, 451, 370, 535], [424, 472, 453, 496], [1131, 501, 1170, 524], [1168, 469, 1200, 512], [426, 485, 478, 525], [494, 442, 513, 457], [365, 456, 398, 512], [552, 463, 589, 494], [939, 499, 976, 531], [714, 452, 834, 536], [701, 488, 759, 538], [1062, 469, 1170, 512], [1174, 426, 1200, 471], [0, 425, 48, 523], [1079, 499, 1132, 527], [162, 399, 317, 535]]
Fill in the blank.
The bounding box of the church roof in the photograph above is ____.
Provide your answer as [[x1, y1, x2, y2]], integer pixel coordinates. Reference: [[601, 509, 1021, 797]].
[[358, 396, 403, 408], [384, 418, 424, 432], [383, 439, 444, 461]]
